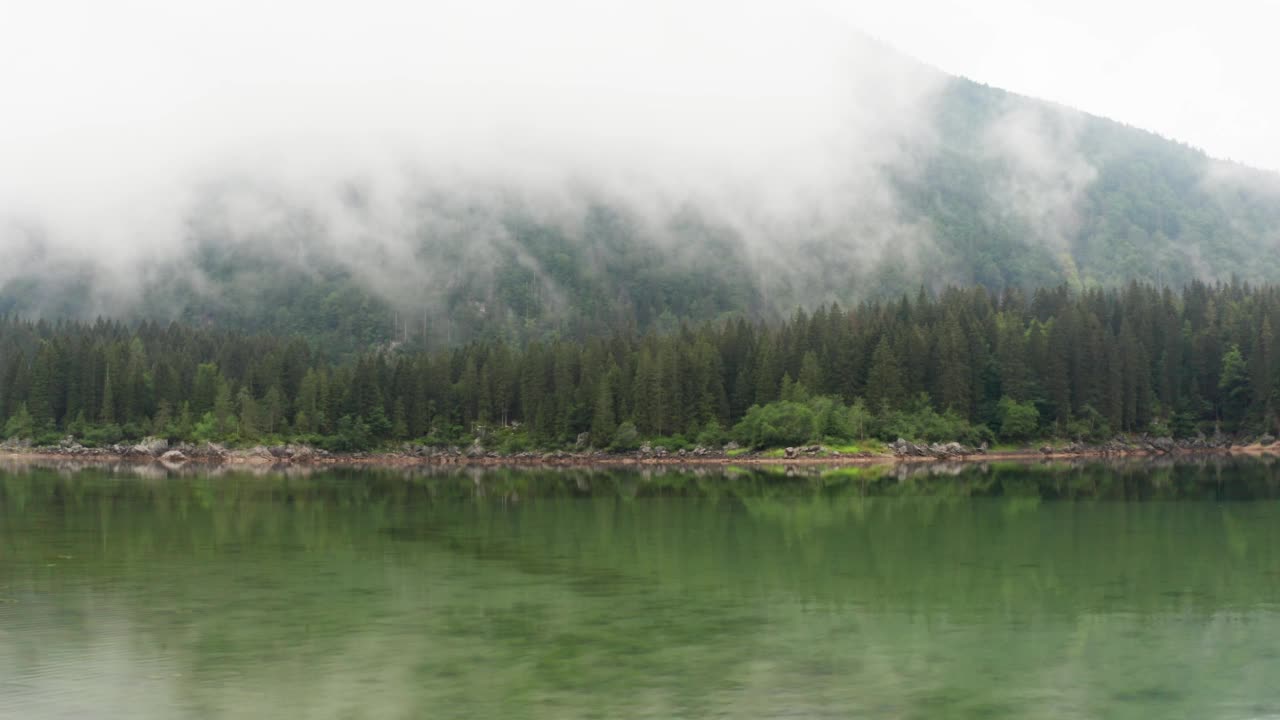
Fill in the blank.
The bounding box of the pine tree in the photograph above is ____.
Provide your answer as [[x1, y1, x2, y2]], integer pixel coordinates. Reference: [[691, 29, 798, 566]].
[[937, 317, 971, 415], [28, 344, 55, 431], [591, 375, 617, 445], [263, 386, 285, 435], [798, 350, 823, 399], [865, 336, 903, 412], [237, 388, 260, 440], [213, 380, 235, 437], [100, 365, 116, 425], [1218, 345, 1251, 432], [392, 398, 409, 440]]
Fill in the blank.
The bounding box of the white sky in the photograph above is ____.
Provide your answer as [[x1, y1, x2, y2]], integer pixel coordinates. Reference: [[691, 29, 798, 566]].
[[1, 0, 1278, 196], [829, 0, 1280, 170]]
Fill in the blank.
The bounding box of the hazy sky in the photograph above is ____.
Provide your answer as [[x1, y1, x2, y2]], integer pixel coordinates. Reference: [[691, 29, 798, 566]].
[[2, 0, 1277, 192], [831, 0, 1280, 171]]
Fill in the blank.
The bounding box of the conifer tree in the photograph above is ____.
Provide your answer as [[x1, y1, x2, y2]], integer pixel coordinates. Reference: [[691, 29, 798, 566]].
[[866, 336, 903, 412]]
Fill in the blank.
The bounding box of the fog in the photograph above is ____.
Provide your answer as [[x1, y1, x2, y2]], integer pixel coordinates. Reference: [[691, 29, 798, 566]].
[[0, 0, 1273, 327]]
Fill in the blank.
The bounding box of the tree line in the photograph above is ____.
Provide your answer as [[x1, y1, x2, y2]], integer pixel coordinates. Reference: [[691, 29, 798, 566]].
[[2, 281, 1278, 451]]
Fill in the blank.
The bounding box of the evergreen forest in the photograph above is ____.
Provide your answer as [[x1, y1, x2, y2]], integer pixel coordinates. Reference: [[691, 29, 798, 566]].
[[3, 281, 1278, 452]]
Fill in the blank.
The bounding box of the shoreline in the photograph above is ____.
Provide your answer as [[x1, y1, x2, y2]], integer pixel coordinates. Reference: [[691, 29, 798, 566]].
[[3, 443, 1278, 470]]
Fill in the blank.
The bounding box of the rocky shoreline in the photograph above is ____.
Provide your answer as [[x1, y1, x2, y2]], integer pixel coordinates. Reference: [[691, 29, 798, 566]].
[[1, 431, 1277, 469]]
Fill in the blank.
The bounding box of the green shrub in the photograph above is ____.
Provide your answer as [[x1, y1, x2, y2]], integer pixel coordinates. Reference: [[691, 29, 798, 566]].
[[82, 423, 125, 447], [997, 396, 1040, 441], [610, 421, 641, 451], [875, 395, 992, 445], [322, 415, 374, 452], [650, 434, 692, 451], [2, 403, 33, 440], [733, 401, 816, 448], [695, 419, 726, 447], [34, 430, 64, 447]]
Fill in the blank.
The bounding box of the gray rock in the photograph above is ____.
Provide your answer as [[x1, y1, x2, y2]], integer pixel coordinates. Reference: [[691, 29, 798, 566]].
[[133, 436, 169, 455], [245, 446, 275, 460]]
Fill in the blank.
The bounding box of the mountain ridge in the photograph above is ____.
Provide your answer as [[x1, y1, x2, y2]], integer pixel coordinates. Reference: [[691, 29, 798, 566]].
[[4, 48, 1280, 352]]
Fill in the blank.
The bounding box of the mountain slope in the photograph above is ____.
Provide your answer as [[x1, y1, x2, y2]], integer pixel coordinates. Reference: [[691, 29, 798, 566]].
[[3, 59, 1280, 352]]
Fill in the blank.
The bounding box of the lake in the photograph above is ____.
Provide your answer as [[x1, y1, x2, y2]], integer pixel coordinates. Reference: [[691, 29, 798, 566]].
[[2, 459, 1280, 718]]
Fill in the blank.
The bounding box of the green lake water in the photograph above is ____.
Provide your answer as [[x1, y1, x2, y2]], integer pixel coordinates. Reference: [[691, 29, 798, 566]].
[[3, 459, 1280, 718]]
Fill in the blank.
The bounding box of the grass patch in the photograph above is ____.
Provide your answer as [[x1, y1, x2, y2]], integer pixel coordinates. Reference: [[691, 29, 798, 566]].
[[822, 441, 887, 455]]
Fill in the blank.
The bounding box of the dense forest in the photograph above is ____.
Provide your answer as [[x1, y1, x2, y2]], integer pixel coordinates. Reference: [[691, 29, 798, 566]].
[[2, 281, 1278, 451]]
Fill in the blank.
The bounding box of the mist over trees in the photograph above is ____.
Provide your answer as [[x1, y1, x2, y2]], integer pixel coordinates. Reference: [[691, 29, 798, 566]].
[[3, 281, 1278, 450], [6, 52, 1280, 354]]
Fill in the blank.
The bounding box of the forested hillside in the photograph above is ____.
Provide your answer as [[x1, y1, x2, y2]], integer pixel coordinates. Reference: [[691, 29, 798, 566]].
[[4, 66, 1280, 355], [3, 282, 1278, 450]]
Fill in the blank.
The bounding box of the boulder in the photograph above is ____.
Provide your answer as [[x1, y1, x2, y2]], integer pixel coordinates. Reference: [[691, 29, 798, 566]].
[[133, 436, 169, 456], [891, 438, 933, 457], [924, 442, 968, 459], [159, 449, 188, 464], [238, 446, 275, 462]]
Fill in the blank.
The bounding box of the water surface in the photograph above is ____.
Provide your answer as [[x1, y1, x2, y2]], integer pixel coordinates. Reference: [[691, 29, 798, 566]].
[[3, 459, 1280, 718]]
